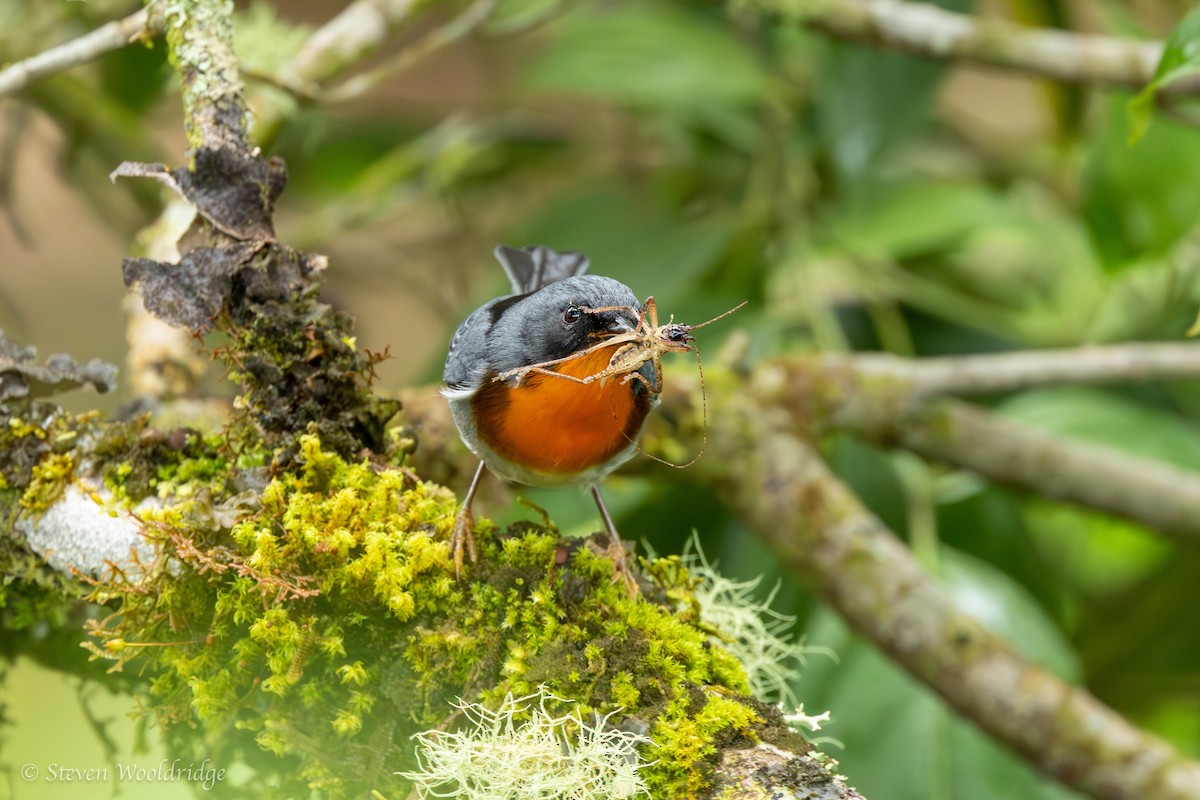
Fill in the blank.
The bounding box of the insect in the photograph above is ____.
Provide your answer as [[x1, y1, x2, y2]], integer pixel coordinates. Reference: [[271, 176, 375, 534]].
[[492, 297, 746, 470], [494, 297, 747, 394]]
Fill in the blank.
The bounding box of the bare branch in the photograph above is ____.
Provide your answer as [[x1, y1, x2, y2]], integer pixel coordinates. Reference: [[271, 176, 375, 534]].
[[896, 399, 1200, 537], [322, 0, 499, 103], [839, 343, 1200, 400], [0, 7, 164, 99], [762, 350, 1200, 539], [774, 0, 1181, 93], [285, 0, 423, 88], [246, 0, 423, 145]]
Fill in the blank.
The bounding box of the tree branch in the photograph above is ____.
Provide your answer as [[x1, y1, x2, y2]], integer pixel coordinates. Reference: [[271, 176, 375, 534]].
[[321, 0, 499, 104], [777, 350, 1200, 539], [686, 372, 1200, 800], [89, 4, 856, 795], [251, 0, 425, 145], [892, 399, 1200, 537], [160, 0, 248, 153], [770, 0, 1183, 93], [839, 343, 1200, 400], [0, 6, 164, 99], [283, 0, 423, 88]]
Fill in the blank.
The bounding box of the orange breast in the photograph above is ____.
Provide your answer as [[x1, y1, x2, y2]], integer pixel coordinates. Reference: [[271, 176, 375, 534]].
[[472, 344, 650, 475]]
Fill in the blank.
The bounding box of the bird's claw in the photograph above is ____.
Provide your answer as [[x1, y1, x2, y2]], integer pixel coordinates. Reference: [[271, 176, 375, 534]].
[[448, 505, 477, 579], [605, 537, 639, 598]]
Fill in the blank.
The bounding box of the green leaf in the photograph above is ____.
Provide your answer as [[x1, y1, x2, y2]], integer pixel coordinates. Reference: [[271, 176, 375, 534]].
[[828, 181, 999, 260], [521, 4, 775, 109], [233, 2, 313, 76], [997, 387, 1192, 593], [814, 47, 943, 184], [1084, 100, 1200, 270], [1128, 5, 1200, 142], [487, 0, 566, 35], [1022, 502, 1172, 595]]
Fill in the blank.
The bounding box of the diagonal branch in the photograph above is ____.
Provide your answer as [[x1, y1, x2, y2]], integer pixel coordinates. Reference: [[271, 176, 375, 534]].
[[713, 415, 1200, 800], [251, 0, 425, 145], [672, 370, 1200, 800], [321, 0, 499, 104], [770, 351, 1200, 539], [766, 0, 1185, 93], [283, 0, 424, 88], [0, 7, 164, 99], [893, 399, 1200, 537]]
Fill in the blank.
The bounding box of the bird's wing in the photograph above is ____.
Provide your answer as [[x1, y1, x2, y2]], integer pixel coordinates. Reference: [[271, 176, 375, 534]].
[[493, 245, 589, 294]]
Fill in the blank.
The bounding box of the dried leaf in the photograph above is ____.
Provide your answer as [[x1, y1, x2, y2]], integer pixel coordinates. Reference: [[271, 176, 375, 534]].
[[110, 148, 287, 242]]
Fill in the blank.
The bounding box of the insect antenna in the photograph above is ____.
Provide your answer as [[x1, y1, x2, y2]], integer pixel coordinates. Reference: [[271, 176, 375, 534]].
[[685, 300, 748, 332]]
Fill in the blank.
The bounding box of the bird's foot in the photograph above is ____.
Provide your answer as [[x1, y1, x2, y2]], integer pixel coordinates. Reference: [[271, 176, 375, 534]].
[[605, 536, 640, 598], [448, 505, 477, 579]]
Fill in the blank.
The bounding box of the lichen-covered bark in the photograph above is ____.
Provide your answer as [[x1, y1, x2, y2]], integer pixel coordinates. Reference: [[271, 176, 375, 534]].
[[649, 362, 1200, 800]]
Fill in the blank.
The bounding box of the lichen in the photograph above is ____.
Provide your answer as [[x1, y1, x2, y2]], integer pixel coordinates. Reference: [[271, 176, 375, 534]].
[[161, 0, 246, 154], [402, 687, 652, 798], [78, 432, 792, 798], [685, 539, 828, 708], [0, 406, 91, 634]]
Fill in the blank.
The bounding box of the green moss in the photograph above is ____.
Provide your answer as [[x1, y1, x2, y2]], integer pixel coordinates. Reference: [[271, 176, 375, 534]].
[[646, 691, 762, 798], [19, 452, 75, 513], [89, 418, 231, 505], [0, 407, 92, 634], [211, 254, 401, 463], [80, 433, 780, 798]]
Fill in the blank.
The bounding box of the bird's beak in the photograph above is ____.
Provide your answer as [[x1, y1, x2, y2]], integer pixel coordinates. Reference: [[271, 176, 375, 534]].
[[600, 311, 637, 336]]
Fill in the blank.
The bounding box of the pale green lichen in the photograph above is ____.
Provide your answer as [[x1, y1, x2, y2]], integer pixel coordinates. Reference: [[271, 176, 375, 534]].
[[685, 538, 832, 709], [402, 687, 651, 799]]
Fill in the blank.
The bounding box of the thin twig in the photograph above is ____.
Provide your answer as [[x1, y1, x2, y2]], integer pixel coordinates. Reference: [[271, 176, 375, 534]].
[[897, 398, 1200, 538], [0, 104, 32, 246], [285, 0, 423, 86], [839, 343, 1200, 400], [322, 0, 500, 103], [252, 0, 424, 144], [756, 350, 1200, 539], [770, 0, 1181, 93], [0, 6, 164, 99]]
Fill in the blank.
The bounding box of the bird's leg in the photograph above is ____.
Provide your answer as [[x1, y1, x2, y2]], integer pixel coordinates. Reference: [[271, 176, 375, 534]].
[[590, 484, 639, 596], [449, 461, 485, 578]]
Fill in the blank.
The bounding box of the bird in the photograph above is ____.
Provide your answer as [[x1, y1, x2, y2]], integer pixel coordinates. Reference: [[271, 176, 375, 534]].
[[442, 244, 658, 592]]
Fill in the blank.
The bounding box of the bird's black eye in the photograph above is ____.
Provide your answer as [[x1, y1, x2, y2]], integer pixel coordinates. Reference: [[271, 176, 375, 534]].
[[562, 306, 583, 324]]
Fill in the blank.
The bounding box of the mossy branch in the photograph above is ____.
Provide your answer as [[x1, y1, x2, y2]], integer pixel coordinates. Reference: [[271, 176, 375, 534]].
[[635, 353, 1200, 800], [4, 2, 865, 798]]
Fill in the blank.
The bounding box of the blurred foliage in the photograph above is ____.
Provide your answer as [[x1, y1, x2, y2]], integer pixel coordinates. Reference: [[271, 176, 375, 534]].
[[4, 0, 1200, 798]]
